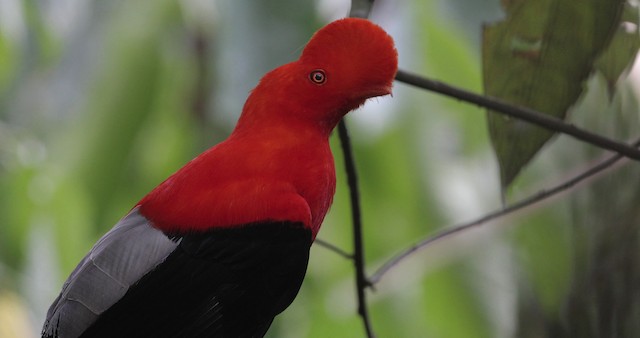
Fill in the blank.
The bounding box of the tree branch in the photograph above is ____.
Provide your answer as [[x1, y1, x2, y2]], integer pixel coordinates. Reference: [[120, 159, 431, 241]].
[[314, 238, 354, 260], [335, 2, 378, 337], [395, 69, 640, 161], [368, 138, 640, 285], [338, 120, 376, 338], [349, 0, 374, 18]]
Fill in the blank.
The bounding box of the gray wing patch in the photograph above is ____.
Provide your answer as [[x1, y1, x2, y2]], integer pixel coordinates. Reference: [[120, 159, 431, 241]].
[[42, 207, 179, 338]]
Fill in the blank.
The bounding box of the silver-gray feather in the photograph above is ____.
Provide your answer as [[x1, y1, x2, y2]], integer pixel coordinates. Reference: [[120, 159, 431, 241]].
[[42, 207, 178, 338]]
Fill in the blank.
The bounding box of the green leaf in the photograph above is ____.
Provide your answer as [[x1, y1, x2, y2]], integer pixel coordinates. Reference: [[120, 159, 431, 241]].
[[594, 2, 640, 98], [483, 0, 624, 188]]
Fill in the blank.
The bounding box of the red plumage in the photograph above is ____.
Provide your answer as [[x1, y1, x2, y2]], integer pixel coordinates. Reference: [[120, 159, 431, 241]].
[[43, 17, 397, 338]]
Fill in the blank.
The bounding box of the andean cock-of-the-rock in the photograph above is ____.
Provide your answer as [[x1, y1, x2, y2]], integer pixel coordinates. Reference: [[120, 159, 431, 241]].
[[43, 17, 398, 338]]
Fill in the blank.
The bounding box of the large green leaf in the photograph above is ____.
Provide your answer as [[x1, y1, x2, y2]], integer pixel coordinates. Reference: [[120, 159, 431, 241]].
[[483, 0, 624, 188], [594, 2, 640, 97]]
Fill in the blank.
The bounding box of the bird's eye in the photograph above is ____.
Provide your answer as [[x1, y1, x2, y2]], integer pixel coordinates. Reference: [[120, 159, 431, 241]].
[[309, 70, 326, 85]]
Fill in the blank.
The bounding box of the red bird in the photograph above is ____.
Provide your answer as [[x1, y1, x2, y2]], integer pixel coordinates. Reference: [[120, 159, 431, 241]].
[[43, 17, 397, 338]]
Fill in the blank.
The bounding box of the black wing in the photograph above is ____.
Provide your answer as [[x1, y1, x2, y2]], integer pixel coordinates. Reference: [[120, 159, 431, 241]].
[[78, 221, 312, 338]]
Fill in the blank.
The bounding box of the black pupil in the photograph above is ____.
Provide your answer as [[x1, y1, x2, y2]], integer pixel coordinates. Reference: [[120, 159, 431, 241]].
[[311, 71, 325, 83]]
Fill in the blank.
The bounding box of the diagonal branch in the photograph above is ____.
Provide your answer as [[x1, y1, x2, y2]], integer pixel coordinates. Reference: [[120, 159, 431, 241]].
[[314, 238, 354, 260], [368, 138, 640, 285], [395, 69, 640, 161]]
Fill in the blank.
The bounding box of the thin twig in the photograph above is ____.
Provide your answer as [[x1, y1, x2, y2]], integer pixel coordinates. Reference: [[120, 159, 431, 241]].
[[395, 69, 640, 162], [349, 0, 375, 18], [314, 238, 354, 260], [367, 138, 640, 285], [188, 27, 211, 124], [338, 120, 376, 338]]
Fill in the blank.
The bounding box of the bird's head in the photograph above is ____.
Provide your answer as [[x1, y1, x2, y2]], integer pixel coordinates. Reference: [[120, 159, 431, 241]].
[[240, 18, 398, 133], [300, 18, 397, 101], [297, 17, 398, 126]]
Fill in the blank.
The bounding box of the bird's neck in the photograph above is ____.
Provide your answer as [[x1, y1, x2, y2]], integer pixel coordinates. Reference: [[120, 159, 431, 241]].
[[233, 81, 342, 139]]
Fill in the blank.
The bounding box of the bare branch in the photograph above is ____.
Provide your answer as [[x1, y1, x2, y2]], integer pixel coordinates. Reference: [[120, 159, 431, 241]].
[[188, 27, 211, 124], [368, 138, 640, 285], [349, 0, 375, 18], [338, 120, 376, 338], [314, 238, 354, 260], [395, 69, 640, 162]]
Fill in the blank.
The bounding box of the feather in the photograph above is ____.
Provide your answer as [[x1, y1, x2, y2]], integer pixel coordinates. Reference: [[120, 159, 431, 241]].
[[42, 208, 177, 338]]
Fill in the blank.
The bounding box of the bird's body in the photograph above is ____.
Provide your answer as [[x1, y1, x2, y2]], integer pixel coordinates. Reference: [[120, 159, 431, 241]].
[[43, 18, 397, 338]]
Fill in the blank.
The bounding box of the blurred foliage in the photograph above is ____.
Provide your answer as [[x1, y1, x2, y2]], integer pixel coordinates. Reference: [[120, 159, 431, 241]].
[[0, 290, 32, 338], [0, 1, 639, 338]]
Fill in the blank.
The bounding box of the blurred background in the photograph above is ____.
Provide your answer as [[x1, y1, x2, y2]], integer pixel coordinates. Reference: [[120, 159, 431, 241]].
[[1, 0, 639, 337]]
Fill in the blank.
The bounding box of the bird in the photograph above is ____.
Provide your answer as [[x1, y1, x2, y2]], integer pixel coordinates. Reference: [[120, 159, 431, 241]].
[[42, 17, 398, 338]]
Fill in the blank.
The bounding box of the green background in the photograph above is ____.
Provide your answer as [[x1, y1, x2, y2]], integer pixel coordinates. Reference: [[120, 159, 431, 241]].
[[1, 0, 639, 337]]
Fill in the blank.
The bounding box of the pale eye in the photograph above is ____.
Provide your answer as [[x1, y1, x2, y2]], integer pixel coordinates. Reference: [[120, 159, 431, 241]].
[[309, 70, 326, 85]]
